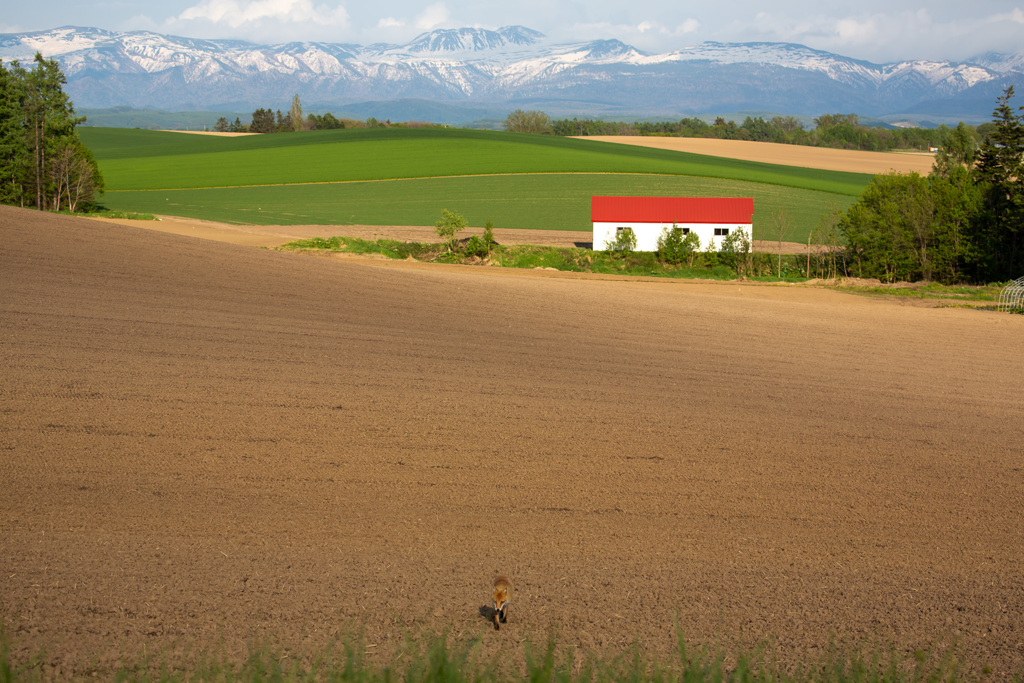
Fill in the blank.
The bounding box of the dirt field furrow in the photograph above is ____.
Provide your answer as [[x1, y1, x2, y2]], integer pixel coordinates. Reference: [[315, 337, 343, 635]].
[[1, 205, 1023, 678]]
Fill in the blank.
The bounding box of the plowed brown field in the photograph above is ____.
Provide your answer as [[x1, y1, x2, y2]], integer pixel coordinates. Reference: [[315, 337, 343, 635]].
[[2, 205, 1023, 678], [578, 136, 937, 175]]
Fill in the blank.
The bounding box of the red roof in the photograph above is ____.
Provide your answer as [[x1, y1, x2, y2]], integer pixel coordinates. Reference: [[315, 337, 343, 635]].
[[591, 196, 754, 224]]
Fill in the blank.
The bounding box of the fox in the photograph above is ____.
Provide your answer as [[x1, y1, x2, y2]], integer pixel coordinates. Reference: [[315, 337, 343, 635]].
[[492, 575, 511, 631]]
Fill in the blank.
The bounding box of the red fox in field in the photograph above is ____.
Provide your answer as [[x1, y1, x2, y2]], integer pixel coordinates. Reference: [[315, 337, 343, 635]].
[[492, 575, 511, 631]]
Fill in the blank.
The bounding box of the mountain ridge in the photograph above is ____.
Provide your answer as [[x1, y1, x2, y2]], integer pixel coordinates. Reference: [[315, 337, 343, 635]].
[[1, 25, 1021, 123]]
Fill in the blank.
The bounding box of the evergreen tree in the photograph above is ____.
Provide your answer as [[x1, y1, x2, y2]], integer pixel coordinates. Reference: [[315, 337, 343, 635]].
[[974, 85, 1024, 280], [23, 53, 85, 209], [0, 53, 102, 213], [250, 107, 276, 133], [0, 60, 28, 206]]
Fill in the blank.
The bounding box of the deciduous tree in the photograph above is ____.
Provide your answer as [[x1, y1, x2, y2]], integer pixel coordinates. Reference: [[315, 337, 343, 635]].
[[434, 208, 468, 252], [657, 224, 700, 266], [504, 109, 551, 134], [289, 94, 304, 132]]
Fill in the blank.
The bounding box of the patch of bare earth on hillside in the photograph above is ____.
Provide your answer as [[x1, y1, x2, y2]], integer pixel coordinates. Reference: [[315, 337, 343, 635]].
[[4, 206, 1023, 678], [86, 218, 981, 307], [87, 218, 987, 308], [578, 136, 936, 175], [91, 215, 811, 253]]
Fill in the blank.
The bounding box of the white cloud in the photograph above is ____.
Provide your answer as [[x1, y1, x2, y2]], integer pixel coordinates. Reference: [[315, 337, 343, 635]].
[[414, 3, 450, 31], [167, 0, 350, 41], [833, 17, 877, 43], [675, 18, 700, 35], [566, 17, 701, 51], [713, 6, 1024, 62], [377, 17, 404, 29], [122, 13, 161, 31]]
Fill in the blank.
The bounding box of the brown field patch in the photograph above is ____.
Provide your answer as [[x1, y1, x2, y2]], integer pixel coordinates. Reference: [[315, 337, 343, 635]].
[[2, 205, 1023, 677], [161, 130, 260, 137], [87, 215, 597, 249], [91, 215, 812, 254], [579, 136, 936, 175]]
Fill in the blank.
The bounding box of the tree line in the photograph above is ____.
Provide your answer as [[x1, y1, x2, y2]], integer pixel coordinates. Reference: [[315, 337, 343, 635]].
[[0, 54, 103, 212], [836, 87, 1024, 284], [213, 95, 444, 133], [505, 108, 976, 153]]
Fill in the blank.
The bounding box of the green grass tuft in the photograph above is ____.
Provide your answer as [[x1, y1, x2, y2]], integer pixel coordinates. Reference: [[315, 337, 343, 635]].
[[1, 625, 1004, 682]]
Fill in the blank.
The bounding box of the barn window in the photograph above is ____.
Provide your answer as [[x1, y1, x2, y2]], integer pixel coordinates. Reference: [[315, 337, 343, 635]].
[[681, 228, 691, 234], [714, 228, 730, 236]]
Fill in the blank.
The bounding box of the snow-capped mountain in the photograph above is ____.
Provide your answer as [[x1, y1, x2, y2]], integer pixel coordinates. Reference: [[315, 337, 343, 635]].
[[1, 25, 1021, 122]]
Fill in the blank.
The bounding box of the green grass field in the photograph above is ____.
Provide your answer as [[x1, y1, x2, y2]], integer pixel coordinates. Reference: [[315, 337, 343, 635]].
[[80, 127, 871, 241]]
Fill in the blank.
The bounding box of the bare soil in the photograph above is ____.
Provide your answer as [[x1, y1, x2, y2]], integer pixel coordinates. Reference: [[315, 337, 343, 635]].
[[88, 215, 599, 250], [90, 215, 812, 254], [579, 136, 937, 175], [2, 205, 1023, 678]]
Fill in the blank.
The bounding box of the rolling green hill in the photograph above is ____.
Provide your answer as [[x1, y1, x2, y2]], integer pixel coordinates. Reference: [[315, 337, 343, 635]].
[[79, 127, 871, 240]]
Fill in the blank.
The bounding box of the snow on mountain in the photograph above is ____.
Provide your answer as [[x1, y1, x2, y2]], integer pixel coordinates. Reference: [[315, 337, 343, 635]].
[[971, 52, 1024, 74], [1, 25, 1021, 119], [397, 26, 544, 54]]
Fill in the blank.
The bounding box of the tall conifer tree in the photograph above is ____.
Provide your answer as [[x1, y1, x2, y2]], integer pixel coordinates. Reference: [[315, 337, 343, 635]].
[[0, 53, 100, 212], [0, 59, 29, 206], [975, 85, 1024, 280]]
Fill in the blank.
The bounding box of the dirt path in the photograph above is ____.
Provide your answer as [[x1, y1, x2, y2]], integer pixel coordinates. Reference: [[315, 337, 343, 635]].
[[2, 205, 1023, 678]]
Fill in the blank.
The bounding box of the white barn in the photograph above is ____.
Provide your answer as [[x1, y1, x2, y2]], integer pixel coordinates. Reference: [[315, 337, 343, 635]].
[[592, 196, 755, 251]]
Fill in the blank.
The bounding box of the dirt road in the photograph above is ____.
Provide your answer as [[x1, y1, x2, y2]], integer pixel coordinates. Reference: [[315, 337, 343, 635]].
[[2, 206, 1022, 677]]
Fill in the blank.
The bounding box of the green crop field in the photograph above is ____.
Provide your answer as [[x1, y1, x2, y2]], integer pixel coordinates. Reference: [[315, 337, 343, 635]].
[[80, 127, 871, 241]]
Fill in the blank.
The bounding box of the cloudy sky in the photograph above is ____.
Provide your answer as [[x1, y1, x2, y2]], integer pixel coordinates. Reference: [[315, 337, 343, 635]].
[[2, 0, 1022, 63]]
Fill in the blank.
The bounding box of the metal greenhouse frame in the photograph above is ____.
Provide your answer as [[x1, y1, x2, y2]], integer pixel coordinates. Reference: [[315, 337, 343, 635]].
[[997, 276, 1024, 313]]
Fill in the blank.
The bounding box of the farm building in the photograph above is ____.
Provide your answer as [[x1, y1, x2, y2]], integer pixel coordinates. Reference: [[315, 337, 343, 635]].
[[592, 196, 754, 251]]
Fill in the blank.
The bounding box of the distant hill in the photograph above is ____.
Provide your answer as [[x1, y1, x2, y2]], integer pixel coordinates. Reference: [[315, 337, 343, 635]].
[[3, 25, 1022, 124]]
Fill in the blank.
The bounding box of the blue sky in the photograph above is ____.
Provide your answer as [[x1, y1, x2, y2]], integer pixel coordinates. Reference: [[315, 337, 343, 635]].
[[2, 0, 1022, 62]]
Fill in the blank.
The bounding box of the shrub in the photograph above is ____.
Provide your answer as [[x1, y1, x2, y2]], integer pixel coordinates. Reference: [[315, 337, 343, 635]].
[[461, 221, 496, 258], [721, 227, 753, 276], [464, 234, 489, 258], [657, 224, 701, 265], [605, 227, 637, 254], [434, 209, 467, 252]]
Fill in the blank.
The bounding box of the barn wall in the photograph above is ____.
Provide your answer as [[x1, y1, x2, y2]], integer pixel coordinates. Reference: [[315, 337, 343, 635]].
[[593, 222, 751, 252]]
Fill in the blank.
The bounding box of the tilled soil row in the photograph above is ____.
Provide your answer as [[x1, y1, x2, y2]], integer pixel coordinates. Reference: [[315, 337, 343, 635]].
[[2, 206, 1022, 677]]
